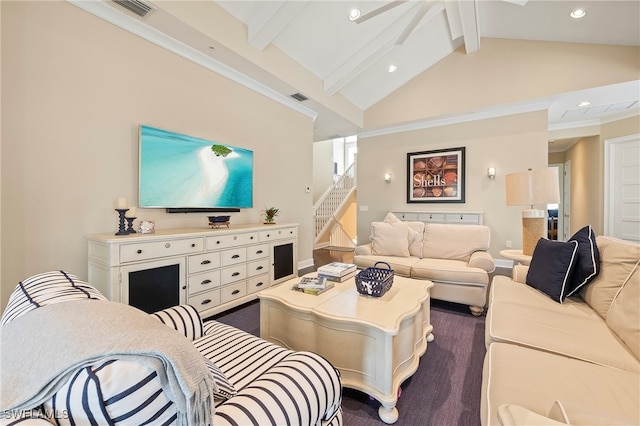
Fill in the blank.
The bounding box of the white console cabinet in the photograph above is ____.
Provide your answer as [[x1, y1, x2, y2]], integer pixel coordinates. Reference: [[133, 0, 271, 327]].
[[87, 224, 298, 317]]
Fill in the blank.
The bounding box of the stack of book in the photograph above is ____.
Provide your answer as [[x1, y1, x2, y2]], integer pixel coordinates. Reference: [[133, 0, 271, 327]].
[[317, 262, 357, 283], [292, 276, 334, 295]]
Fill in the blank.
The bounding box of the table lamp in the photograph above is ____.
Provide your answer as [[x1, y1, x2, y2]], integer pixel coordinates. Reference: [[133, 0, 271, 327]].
[[505, 168, 560, 256]]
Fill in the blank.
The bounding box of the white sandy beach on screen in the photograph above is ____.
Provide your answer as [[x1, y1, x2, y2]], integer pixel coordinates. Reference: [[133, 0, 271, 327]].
[[197, 147, 230, 203]]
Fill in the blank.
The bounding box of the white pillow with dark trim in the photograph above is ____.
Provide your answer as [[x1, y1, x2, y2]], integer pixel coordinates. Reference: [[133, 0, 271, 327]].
[[526, 239, 579, 303], [151, 304, 204, 341]]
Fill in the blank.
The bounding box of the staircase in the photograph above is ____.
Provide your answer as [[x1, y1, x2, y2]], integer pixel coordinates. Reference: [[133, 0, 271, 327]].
[[313, 161, 356, 249]]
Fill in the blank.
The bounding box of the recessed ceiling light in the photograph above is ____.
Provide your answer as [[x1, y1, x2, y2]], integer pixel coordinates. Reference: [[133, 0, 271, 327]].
[[577, 101, 591, 107], [387, 64, 398, 73], [570, 8, 586, 19], [348, 8, 360, 21]]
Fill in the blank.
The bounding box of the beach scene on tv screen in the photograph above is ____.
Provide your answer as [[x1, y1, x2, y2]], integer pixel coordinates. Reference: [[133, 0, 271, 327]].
[[139, 125, 253, 208]]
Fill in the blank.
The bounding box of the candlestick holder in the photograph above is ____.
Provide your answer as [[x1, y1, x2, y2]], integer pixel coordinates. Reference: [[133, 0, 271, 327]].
[[126, 217, 137, 234], [115, 209, 129, 235]]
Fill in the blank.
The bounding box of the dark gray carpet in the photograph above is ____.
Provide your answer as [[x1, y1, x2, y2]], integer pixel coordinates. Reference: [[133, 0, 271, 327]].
[[211, 298, 486, 426]]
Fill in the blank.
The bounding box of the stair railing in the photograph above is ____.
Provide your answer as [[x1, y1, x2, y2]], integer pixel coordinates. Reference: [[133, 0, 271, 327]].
[[313, 160, 356, 243]]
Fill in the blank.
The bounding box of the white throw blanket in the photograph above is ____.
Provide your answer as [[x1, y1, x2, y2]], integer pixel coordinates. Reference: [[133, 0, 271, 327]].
[[0, 299, 215, 426]]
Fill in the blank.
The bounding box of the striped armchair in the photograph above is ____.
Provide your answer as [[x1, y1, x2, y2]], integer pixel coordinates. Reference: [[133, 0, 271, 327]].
[[0, 271, 343, 426]]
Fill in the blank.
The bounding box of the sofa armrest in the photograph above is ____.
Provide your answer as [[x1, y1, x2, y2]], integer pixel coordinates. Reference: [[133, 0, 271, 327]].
[[512, 265, 529, 284], [469, 251, 495, 273], [355, 243, 373, 256]]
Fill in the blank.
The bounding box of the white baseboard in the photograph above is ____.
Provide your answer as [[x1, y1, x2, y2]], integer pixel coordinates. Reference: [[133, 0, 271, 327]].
[[298, 258, 314, 271]]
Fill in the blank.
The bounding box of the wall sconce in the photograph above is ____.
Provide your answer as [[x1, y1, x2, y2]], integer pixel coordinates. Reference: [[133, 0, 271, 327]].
[[487, 167, 496, 179], [384, 173, 392, 183]]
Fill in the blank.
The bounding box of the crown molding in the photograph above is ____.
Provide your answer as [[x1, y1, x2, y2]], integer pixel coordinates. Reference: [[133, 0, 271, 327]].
[[66, 0, 318, 121], [358, 101, 550, 139]]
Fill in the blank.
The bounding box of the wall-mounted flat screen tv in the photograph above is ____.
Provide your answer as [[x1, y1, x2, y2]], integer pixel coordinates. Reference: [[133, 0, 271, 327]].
[[139, 125, 253, 209]]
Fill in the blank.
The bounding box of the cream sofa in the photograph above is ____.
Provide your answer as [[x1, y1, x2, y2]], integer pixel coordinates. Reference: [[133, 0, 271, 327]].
[[481, 234, 640, 425], [354, 212, 495, 315]]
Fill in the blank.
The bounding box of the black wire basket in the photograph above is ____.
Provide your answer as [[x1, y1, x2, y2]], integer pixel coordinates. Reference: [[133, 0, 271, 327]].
[[355, 262, 394, 297]]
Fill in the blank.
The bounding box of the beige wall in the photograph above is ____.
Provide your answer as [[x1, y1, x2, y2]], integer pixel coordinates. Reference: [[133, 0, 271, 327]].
[[356, 111, 549, 258], [366, 39, 640, 129], [1, 2, 316, 309], [312, 140, 334, 204], [564, 136, 601, 235]]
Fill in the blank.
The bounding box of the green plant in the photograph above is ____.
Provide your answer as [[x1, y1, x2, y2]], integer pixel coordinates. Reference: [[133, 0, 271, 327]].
[[264, 206, 280, 223], [211, 144, 232, 157]]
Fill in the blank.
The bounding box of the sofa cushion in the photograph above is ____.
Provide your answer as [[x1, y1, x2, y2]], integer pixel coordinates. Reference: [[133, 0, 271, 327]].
[[566, 225, 600, 296], [606, 265, 640, 360], [370, 221, 410, 257], [422, 223, 490, 261], [487, 277, 640, 373], [411, 258, 488, 286], [353, 254, 418, 277], [203, 357, 237, 400], [481, 342, 640, 426], [526, 239, 579, 303], [468, 251, 496, 273], [580, 236, 640, 319], [383, 212, 425, 257]]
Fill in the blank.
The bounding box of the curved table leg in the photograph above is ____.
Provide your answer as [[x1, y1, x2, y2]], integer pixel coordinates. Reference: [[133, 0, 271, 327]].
[[378, 404, 399, 424], [427, 332, 435, 342]]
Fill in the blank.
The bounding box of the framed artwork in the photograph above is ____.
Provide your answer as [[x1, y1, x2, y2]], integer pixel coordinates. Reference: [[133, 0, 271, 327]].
[[407, 147, 465, 203]]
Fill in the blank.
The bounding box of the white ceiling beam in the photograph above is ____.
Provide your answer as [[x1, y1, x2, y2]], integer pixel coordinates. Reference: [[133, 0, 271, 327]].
[[247, 0, 308, 51], [396, 0, 444, 45], [457, 0, 480, 53], [324, 1, 446, 96]]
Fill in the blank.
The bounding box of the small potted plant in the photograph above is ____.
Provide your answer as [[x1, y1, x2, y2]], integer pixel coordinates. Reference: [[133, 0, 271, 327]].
[[264, 206, 279, 224]]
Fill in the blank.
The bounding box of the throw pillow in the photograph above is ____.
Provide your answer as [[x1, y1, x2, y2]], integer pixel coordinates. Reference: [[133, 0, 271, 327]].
[[383, 212, 424, 257], [203, 357, 237, 400], [526, 239, 579, 303], [370, 222, 410, 257], [565, 225, 600, 296], [151, 304, 204, 341]]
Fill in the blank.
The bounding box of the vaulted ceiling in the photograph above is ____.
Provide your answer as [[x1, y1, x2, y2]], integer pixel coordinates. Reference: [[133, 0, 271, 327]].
[[77, 0, 640, 147]]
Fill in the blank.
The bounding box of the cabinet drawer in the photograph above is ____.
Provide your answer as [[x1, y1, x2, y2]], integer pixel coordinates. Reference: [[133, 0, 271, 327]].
[[445, 213, 480, 224], [418, 213, 445, 223], [221, 282, 247, 304], [248, 259, 270, 277], [188, 252, 221, 274], [120, 238, 203, 263], [247, 274, 269, 294], [205, 232, 259, 250], [221, 265, 247, 284], [221, 248, 247, 266], [188, 289, 220, 313], [259, 227, 297, 242], [187, 271, 221, 295], [247, 244, 269, 260]]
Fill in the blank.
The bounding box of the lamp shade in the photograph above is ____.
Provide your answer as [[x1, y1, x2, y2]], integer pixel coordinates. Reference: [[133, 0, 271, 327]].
[[505, 168, 560, 208]]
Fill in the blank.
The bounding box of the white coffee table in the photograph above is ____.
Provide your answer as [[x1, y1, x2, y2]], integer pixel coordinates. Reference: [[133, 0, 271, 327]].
[[259, 274, 434, 424]]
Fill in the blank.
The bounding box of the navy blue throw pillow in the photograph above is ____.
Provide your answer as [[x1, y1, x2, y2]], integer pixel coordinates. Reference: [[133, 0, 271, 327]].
[[565, 225, 600, 296], [526, 239, 579, 303]]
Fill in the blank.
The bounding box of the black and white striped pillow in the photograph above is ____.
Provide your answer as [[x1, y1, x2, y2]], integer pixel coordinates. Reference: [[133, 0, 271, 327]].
[[1, 271, 107, 326], [203, 357, 237, 401], [151, 304, 204, 341]]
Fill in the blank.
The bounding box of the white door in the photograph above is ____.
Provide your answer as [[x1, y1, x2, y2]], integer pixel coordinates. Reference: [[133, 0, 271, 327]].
[[606, 134, 640, 242], [563, 160, 571, 240]]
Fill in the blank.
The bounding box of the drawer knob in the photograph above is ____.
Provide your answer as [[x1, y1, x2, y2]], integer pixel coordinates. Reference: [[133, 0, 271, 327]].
[[256, 250, 263, 254], [201, 299, 212, 305], [256, 282, 264, 287], [250, 236, 254, 239], [232, 272, 240, 277], [231, 290, 240, 295], [201, 260, 211, 265], [256, 266, 263, 271], [266, 234, 270, 238], [231, 254, 240, 259], [137, 249, 142, 254], [233, 236, 237, 240], [201, 280, 211, 285], [182, 286, 187, 290], [191, 243, 196, 248], [165, 243, 171, 248], [216, 241, 220, 245]]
